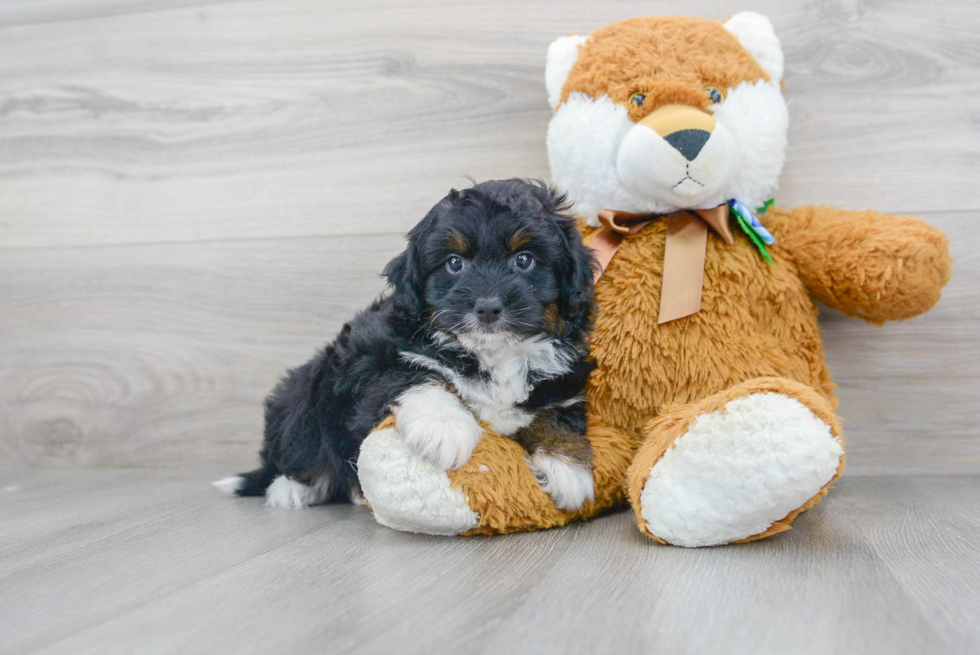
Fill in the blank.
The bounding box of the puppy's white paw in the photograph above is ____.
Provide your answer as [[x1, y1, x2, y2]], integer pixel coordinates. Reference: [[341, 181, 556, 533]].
[[528, 451, 595, 511], [349, 485, 368, 507], [265, 475, 330, 509], [394, 383, 484, 470]]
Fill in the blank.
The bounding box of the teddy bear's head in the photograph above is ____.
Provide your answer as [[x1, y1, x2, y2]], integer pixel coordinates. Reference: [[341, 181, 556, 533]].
[[546, 12, 788, 224]]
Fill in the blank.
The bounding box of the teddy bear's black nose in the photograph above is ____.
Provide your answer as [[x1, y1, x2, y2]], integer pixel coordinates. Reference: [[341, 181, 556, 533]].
[[664, 129, 711, 161]]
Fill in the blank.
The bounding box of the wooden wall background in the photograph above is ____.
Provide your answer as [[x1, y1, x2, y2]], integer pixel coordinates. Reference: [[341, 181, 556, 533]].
[[1, 0, 977, 474]]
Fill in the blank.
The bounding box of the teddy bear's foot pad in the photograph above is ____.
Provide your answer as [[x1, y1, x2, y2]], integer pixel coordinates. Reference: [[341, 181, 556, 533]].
[[640, 392, 843, 547], [358, 426, 480, 536]]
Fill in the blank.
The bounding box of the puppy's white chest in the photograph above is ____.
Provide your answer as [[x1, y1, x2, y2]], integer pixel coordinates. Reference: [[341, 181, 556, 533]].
[[455, 359, 532, 435], [401, 336, 574, 437], [456, 338, 572, 436]]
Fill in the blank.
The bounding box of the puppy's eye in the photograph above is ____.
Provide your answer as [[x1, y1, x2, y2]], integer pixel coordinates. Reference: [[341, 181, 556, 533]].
[[514, 252, 535, 271], [445, 255, 465, 274], [705, 86, 725, 105], [629, 93, 646, 107]]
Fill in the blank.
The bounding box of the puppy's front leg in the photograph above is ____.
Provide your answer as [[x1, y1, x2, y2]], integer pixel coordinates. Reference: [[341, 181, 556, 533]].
[[393, 382, 484, 470], [514, 405, 594, 511]]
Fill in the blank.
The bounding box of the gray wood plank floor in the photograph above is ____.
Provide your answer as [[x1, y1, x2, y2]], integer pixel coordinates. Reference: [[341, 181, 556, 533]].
[[2, 2, 979, 653], [1, 469, 978, 655], [1, 0, 978, 473]]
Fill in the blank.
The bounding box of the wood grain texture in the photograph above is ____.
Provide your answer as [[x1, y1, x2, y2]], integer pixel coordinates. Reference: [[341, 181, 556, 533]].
[[1, 0, 978, 471], [834, 476, 980, 654], [1, 0, 978, 249], [0, 235, 397, 468], [1, 470, 979, 655]]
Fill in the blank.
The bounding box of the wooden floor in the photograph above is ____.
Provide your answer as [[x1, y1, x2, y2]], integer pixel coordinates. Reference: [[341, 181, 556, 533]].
[[1, 470, 978, 655], [1, 0, 978, 474], [2, 1, 980, 653]]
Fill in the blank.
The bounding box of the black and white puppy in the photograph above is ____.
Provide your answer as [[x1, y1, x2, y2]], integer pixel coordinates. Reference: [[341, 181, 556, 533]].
[[214, 179, 597, 511]]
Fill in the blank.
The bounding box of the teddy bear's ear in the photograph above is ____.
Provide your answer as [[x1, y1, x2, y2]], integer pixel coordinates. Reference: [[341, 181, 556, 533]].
[[723, 12, 784, 84], [546, 35, 589, 109]]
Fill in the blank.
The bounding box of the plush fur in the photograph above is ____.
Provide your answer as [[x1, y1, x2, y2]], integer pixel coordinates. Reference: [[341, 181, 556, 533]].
[[358, 417, 481, 535], [355, 13, 952, 544], [634, 382, 844, 547], [547, 14, 789, 220], [216, 179, 597, 509], [627, 377, 845, 545]]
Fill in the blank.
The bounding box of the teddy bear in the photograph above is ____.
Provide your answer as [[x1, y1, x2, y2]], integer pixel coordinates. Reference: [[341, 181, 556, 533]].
[[354, 12, 952, 546]]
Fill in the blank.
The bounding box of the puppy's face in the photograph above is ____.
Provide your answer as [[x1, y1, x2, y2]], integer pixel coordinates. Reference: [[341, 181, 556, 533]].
[[385, 179, 595, 350]]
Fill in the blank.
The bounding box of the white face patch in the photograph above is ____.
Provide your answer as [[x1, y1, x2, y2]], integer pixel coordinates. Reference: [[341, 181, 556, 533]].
[[548, 81, 788, 224], [548, 93, 656, 223], [616, 121, 739, 209], [400, 335, 576, 436], [711, 80, 788, 211]]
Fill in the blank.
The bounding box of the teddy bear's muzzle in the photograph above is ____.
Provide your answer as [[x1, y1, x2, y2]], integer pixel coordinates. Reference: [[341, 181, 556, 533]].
[[616, 104, 738, 209]]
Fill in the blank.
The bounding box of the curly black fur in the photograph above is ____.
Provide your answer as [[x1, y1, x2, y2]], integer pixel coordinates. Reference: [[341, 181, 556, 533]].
[[227, 179, 597, 504]]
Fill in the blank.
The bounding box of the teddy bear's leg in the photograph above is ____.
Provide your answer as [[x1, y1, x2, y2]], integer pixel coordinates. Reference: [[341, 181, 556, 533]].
[[356, 417, 481, 536], [627, 377, 845, 547], [357, 414, 635, 536]]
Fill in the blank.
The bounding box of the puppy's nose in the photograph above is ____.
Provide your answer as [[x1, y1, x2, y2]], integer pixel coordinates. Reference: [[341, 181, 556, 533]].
[[474, 297, 504, 324]]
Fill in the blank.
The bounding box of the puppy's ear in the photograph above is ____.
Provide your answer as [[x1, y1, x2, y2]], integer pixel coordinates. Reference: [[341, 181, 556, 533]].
[[383, 244, 426, 317], [384, 192, 456, 316], [532, 182, 596, 324], [557, 218, 597, 324], [383, 249, 414, 306]]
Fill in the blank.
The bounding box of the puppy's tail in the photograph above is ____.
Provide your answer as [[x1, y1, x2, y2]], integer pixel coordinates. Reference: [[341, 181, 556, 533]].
[[212, 465, 276, 497]]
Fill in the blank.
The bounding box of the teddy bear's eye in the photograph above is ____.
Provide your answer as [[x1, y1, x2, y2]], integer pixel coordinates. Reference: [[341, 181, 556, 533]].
[[629, 93, 646, 107], [705, 86, 725, 104]]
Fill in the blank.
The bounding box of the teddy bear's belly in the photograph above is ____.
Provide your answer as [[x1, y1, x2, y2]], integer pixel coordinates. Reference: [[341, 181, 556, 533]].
[[586, 224, 835, 438]]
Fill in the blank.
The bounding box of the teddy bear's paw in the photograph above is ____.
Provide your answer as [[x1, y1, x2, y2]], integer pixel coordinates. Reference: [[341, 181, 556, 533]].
[[640, 392, 842, 547], [527, 451, 595, 511], [393, 382, 485, 470], [357, 425, 480, 535]]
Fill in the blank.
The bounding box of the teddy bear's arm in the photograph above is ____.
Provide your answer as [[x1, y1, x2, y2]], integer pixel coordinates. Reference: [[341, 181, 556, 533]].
[[773, 205, 951, 325]]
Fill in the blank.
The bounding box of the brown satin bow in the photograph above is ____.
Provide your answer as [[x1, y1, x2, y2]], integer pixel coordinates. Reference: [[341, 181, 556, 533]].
[[588, 204, 734, 324]]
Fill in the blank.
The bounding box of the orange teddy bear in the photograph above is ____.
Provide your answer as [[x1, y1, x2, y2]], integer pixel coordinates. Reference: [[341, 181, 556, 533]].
[[356, 12, 951, 546]]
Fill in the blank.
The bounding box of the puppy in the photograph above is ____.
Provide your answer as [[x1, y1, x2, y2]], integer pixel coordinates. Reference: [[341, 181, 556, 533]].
[[214, 179, 597, 511]]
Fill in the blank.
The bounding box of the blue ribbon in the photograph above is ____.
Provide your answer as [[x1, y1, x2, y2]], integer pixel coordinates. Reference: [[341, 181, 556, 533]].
[[729, 198, 775, 246]]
